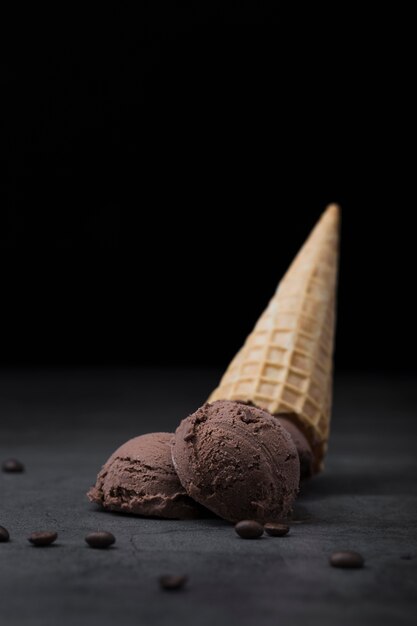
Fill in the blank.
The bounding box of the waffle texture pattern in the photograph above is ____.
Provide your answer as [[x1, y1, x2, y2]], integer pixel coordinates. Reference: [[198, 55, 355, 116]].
[[209, 205, 340, 471]]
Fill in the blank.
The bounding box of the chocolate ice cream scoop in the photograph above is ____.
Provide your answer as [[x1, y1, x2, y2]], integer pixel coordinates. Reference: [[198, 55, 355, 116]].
[[172, 400, 299, 523], [88, 432, 204, 519], [275, 414, 314, 479]]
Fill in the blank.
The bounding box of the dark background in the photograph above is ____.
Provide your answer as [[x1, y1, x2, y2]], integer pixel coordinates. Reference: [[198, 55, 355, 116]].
[[2, 3, 413, 370]]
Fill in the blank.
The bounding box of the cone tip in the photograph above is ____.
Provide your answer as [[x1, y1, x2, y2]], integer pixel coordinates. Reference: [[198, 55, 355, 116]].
[[324, 203, 341, 222]]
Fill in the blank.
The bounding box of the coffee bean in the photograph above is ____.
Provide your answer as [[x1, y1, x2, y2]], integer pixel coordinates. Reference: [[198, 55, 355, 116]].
[[85, 531, 115, 549], [28, 531, 58, 547], [2, 458, 25, 473], [235, 520, 264, 539], [159, 575, 187, 590], [0, 526, 10, 542], [330, 551, 364, 568], [264, 523, 290, 537]]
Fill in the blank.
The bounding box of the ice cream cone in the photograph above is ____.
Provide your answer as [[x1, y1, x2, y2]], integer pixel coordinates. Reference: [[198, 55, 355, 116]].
[[209, 204, 340, 472]]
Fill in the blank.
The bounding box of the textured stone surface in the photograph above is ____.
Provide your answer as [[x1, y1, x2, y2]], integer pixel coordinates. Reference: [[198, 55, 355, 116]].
[[0, 369, 416, 626]]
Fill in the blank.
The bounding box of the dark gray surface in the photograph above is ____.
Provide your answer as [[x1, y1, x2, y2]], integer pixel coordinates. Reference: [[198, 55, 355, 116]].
[[1, 369, 416, 626]]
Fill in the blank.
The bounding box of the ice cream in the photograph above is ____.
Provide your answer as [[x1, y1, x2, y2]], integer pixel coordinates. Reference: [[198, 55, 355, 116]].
[[88, 432, 204, 519], [87, 206, 339, 524], [172, 400, 300, 523], [276, 414, 314, 479]]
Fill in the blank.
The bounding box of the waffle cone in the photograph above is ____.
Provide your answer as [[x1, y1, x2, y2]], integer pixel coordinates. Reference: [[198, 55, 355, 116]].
[[209, 204, 340, 472]]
